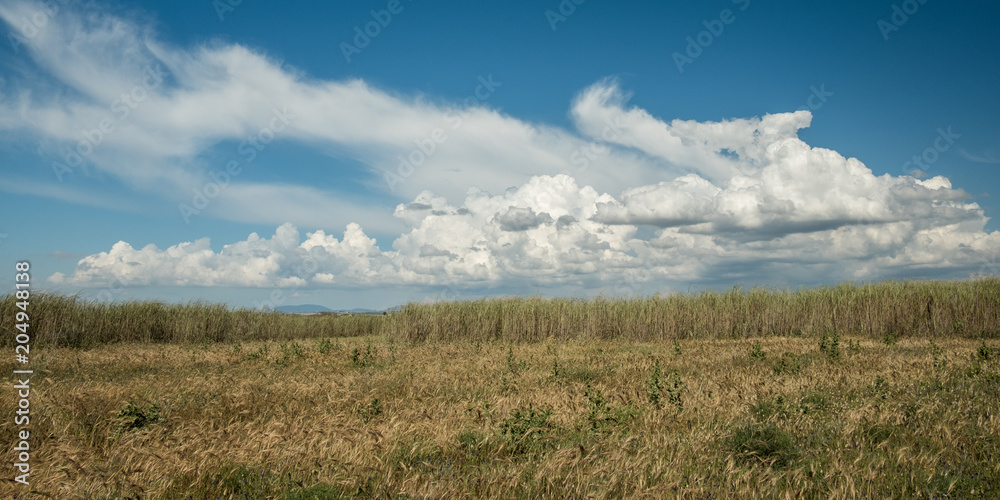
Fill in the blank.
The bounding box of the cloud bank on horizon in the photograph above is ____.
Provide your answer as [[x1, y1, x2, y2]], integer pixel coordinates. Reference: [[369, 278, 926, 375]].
[[2, 1, 997, 294]]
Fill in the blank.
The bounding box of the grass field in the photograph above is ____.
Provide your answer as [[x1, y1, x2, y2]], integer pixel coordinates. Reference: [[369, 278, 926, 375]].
[[2, 279, 999, 498]]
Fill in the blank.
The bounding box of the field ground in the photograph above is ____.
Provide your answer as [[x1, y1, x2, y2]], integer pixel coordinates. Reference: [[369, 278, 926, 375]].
[[4, 333, 999, 498]]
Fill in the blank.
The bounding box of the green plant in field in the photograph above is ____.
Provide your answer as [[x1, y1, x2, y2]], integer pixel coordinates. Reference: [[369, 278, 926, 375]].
[[848, 339, 861, 352], [978, 341, 993, 361], [551, 358, 561, 379], [819, 330, 840, 360], [498, 406, 554, 455], [276, 341, 305, 365], [583, 383, 634, 431], [882, 330, 900, 346], [455, 430, 489, 463], [357, 398, 382, 424], [350, 343, 376, 367], [245, 344, 269, 361], [930, 340, 947, 370], [673, 340, 682, 356], [965, 358, 983, 378], [797, 391, 828, 415], [645, 360, 664, 406], [506, 347, 527, 374], [749, 340, 766, 361], [115, 400, 164, 434], [199, 465, 280, 498], [727, 422, 796, 468], [584, 383, 610, 430], [499, 373, 517, 394], [464, 399, 494, 424], [772, 352, 802, 376], [752, 395, 789, 422], [666, 369, 685, 409], [871, 374, 890, 399], [316, 338, 335, 354]]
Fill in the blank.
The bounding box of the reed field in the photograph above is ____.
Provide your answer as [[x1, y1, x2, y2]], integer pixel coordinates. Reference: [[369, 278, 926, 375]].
[[2, 279, 1000, 498]]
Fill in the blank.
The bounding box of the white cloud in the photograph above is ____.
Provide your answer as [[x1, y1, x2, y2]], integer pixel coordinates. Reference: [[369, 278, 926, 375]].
[[50, 168, 1000, 290]]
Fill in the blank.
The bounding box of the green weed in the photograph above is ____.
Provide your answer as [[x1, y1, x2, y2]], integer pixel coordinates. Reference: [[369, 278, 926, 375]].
[[727, 422, 797, 468]]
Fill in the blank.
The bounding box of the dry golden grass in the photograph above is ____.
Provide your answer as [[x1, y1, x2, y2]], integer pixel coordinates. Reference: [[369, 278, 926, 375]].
[[3, 333, 999, 498]]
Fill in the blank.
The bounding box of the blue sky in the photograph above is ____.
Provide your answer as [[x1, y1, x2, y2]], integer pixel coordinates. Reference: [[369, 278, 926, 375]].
[[1, 0, 998, 310]]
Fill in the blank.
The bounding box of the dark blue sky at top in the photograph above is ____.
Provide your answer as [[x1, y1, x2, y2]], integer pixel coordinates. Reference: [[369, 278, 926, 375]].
[[127, 0, 999, 222]]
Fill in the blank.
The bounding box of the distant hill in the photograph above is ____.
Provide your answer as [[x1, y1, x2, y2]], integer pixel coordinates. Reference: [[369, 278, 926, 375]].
[[337, 308, 383, 314], [275, 304, 334, 313]]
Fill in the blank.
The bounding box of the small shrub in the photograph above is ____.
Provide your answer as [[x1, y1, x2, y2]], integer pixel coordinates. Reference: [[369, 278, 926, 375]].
[[276, 341, 305, 365], [749, 341, 766, 361], [772, 352, 802, 376], [966, 359, 983, 378], [245, 344, 269, 361], [498, 406, 554, 455], [870, 374, 890, 399], [727, 422, 796, 468], [978, 341, 993, 362], [882, 330, 899, 346], [456, 430, 489, 462], [357, 398, 382, 424], [673, 340, 682, 356], [551, 359, 561, 379], [583, 383, 634, 431], [196, 464, 281, 498], [316, 338, 335, 355], [506, 347, 527, 374], [819, 330, 840, 360], [584, 383, 610, 430], [930, 340, 947, 370], [666, 369, 685, 409], [115, 400, 164, 434], [646, 360, 664, 406], [350, 343, 376, 367], [499, 374, 517, 394]]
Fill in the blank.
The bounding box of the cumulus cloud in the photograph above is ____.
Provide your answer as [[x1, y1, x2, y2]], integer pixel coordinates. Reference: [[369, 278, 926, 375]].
[[51, 167, 1000, 290], [496, 207, 554, 232]]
